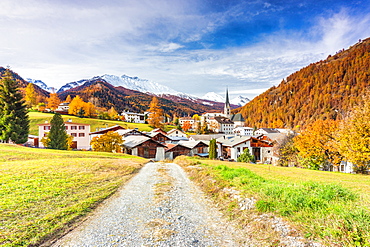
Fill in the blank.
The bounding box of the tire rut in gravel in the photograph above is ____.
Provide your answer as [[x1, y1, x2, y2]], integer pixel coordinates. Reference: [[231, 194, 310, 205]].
[[51, 162, 252, 247]]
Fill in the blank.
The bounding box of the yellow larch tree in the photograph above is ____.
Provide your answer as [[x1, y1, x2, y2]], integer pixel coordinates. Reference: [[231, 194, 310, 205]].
[[294, 119, 342, 170], [336, 94, 370, 173], [47, 93, 61, 111], [147, 97, 164, 129], [91, 131, 124, 152], [25, 83, 37, 108]]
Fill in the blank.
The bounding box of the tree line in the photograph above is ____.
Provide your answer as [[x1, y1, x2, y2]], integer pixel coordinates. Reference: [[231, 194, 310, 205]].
[[278, 93, 370, 173]]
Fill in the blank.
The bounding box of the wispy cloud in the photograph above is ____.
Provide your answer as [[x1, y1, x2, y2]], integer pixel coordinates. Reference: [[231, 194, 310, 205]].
[[1, 1, 369, 100]]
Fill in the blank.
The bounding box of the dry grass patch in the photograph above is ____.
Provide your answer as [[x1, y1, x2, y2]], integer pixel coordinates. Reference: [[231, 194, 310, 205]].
[[0, 144, 147, 247]]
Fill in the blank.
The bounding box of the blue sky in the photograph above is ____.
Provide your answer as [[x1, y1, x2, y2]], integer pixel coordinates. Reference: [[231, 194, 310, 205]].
[[1, 0, 370, 99]]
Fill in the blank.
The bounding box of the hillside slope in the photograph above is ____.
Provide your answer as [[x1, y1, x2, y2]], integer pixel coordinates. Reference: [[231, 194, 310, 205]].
[[237, 37, 370, 128], [0, 67, 50, 98], [57, 78, 225, 116]]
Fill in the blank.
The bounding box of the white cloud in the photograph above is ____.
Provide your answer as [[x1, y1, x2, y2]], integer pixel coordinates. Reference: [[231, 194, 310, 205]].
[[1, 2, 370, 100]]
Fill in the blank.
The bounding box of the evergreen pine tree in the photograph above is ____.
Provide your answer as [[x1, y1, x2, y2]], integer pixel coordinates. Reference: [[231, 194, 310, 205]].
[[0, 70, 29, 144], [48, 113, 69, 150], [237, 148, 255, 163], [209, 139, 217, 159]]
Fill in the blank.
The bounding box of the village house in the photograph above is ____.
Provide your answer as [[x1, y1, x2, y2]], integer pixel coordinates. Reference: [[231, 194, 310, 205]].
[[178, 140, 209, 157], [208, 116, 234, 134], [233, 126, 254, 136], [179, 117, 196, 130], [122, 135, 165, 161], [38, 120, 90, 150], [167, 129, 187, 138], [121, 111, 146, 123], [148, 131, 172, 144], [89, 125, 126, 140], [165, 143, 191, 160], [55, 102, 70, 115], [216, 135, 273, 162], [230, 113, 245, 128]]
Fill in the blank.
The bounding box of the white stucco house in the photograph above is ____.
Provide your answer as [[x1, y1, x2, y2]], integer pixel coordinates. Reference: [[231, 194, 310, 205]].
[[38, 120, 90, 150]]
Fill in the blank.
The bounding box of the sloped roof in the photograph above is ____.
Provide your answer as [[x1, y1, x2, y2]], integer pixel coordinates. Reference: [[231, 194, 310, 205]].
[[123, 136, 166, 148], [165, 143, 191, 152], [214, 116, 234, 124], [190, 134, 225, 141], [216, 135, 251, 147], [258, 128, 281, 133], [89, 125, 125, 135], [231, 113, 245, 122]]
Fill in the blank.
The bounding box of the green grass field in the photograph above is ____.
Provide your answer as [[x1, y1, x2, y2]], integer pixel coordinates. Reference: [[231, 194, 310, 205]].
[[175, 157, 370, 246], [0, 144, 148, 246], [28, 112, 154, 135]]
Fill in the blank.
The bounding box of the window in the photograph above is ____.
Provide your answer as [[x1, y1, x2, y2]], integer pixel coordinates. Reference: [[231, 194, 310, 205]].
[[79, 133, 85, 137], [65, 126, 68, 130], [71, 133, 77, 137], [71, 126, 77, 130], [44, 126, 51, 130], [79, 126, 85, 130]]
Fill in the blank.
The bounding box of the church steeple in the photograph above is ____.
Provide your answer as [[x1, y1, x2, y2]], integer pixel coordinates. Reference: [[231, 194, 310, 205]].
[[224, 88, 231, 118]]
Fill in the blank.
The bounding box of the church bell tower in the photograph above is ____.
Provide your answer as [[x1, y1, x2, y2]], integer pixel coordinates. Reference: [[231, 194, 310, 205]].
[[224, 88, 231, 118]]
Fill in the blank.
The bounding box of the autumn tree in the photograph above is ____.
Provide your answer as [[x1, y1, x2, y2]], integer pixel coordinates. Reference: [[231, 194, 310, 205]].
[[108, 107, 119, 120], [337, 95, 370, 173], [147, 97, 164, 129], [0, 70, 29, 144], [47, 93, 61, 111], [68, 95, 85, 116], [182, 121, 192, 132], [294, 119, 342, 170], [25, 83, 37, 108], [65, 95, 72, 103], [91, 131, 124, 152], [276, 133, 299, 167]]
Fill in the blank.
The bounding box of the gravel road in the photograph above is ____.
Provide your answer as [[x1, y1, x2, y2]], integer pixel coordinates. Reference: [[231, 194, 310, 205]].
[[51, 162, 251, 247]]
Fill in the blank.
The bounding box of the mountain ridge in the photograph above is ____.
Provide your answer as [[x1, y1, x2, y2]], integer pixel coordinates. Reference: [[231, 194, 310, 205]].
[[236, 37, 370, 128]]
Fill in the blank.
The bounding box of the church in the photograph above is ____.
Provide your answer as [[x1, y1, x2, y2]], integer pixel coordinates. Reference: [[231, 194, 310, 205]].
[[203, 89, 245, 134]]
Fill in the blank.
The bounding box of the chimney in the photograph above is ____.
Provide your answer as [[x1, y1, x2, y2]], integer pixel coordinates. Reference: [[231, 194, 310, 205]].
[[68, 119, 72, 122], [44, 120, 48, 124]]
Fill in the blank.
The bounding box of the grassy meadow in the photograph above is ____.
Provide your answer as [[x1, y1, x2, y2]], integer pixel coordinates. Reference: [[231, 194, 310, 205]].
[[0, 144, 147, 246], [175, 157, 370, 246], [28, 111, 154, 135]]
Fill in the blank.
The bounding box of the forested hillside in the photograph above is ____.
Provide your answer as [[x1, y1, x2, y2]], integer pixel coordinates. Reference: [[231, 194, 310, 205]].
[[58, 78, 223, 116], [237, 37, 370, 128], [0, 67, 49, 98]]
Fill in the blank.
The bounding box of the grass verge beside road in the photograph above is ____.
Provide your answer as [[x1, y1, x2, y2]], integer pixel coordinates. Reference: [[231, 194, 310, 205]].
[[0, 144, 147, 246], [175, 156, 370, 246]]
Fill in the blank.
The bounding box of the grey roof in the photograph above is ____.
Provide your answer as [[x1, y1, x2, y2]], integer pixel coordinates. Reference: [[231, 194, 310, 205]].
[[231, 113, 245, 122], [214, 116, 234, 124], [216, 135, 251, 147], [122, 136, 150, 148], [178, 140, 202, 149], [190, 134, 225, 141], [259, 128, 281, 133], [169, 136, 189, 141]]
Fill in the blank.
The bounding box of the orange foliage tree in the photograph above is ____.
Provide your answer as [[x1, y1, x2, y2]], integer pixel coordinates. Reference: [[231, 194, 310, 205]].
[[147, 97, 164, 129], [47, 93, 61, 111], [294, 119, 342, 170]]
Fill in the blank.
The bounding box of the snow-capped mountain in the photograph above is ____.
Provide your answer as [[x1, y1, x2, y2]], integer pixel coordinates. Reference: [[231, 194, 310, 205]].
[[102, 74, 179, 95], [202, 92, 225, 102], [230, 95, 250, 106], [57, 74, 198, 100], [26, 78, 55, 93], [57, 79, 90, 93], [201, 92, 250, 106]]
